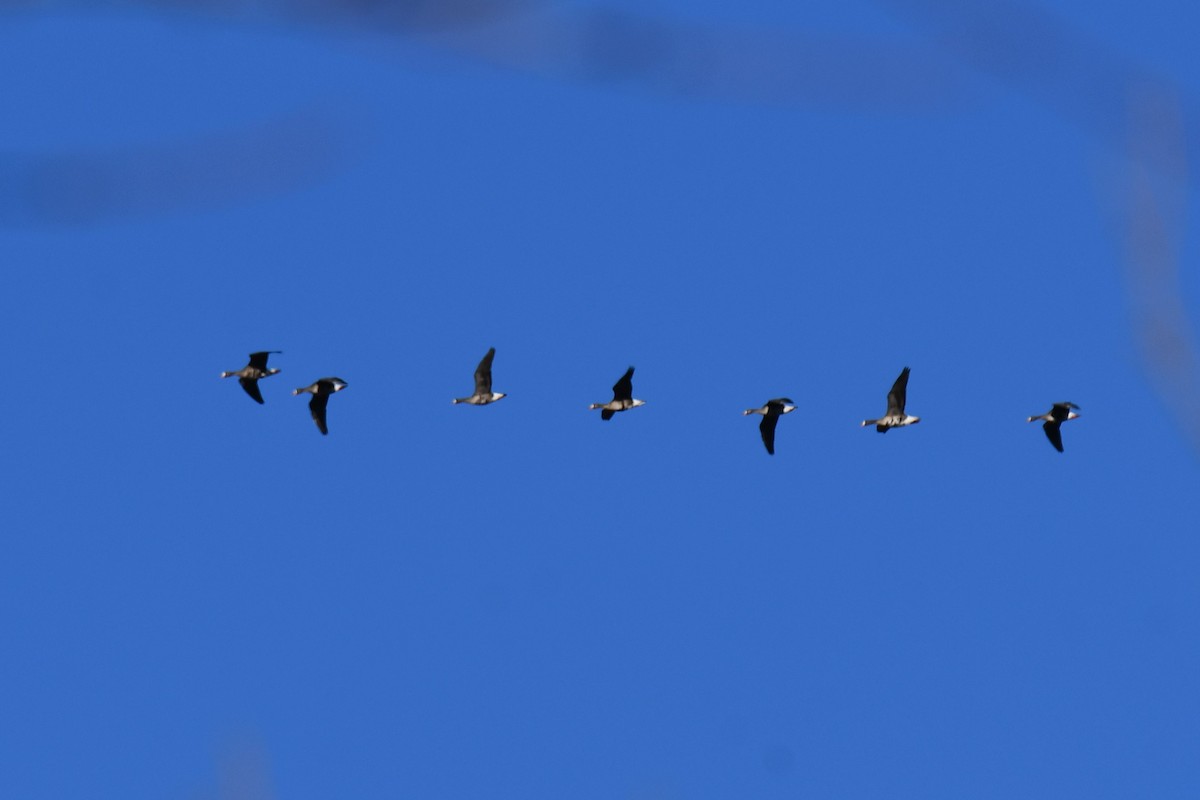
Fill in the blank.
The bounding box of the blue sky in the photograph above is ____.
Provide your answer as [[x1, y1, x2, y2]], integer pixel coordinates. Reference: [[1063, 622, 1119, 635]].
[[2, 2, 1200, 798]]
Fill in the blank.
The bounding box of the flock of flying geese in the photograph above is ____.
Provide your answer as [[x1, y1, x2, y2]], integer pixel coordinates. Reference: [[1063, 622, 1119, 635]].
[[221, 349, 1083, 453]]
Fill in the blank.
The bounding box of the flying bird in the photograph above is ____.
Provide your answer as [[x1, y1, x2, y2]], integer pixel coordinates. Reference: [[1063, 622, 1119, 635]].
[[293, 378, 349, 435], [862, 367, 921, 432], [220, 351, 282, 404], [1027, 402, 1080, 452], [452, 347, 506, 405], [743, 398, 797, 455], [589, 366, 646, 420]]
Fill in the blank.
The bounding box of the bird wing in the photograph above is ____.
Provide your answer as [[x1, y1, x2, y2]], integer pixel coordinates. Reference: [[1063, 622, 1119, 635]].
[[238, 377, 265, 404], [767, 398, 794, 412], [473, 348, 496, 395], [309, 393, 330, 435], [601, 408, 615, 421], [759, 414, 779, 455], [248, 351, 279, 370], [1051, 402, 1079, 421], [1043, 420, 1064, 452], [886, 367, 910, 416], [612, 367, 635, 402]]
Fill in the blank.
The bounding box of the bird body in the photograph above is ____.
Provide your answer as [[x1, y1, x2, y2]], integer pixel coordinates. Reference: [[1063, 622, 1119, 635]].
[[452, 347, 506, 405], [590, 367, 645, 420], [862, 367, 920, 432], [293, 377, 348, 435], [743, 398, 796, 455], [220, 350, 282, 404], [1028, 402, 1080, 452]]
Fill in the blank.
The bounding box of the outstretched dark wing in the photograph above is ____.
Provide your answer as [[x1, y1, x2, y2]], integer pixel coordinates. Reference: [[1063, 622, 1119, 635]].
[[886, 367, 911, 416], [1050, 402, 1079, 421], [1043, 421, 1064, 452], [474, 348, 496, 396], [759, 414, 779, 455], [238, 377, 265, 404], [248, 350, 280, 370], [601, 409, 615, 421], [612, 367, 635, 402], [309, 393, 330, 435]]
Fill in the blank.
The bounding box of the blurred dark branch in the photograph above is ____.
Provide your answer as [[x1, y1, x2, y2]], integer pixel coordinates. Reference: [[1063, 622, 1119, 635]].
[[270, 0, 532, 31], [874, 0, 1200, 184], [6, 1, 1200, 229], [2, 1, 968, 111], [0, 108, 350, 227], [430, 6, 965, 112], [1123, 87, 1200, 455], [218, 741, 276, 800], [0, 1, 969, 227]]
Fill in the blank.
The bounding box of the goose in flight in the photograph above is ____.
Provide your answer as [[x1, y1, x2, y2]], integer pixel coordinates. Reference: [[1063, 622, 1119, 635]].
[[743, 398, 796, 455], [1027, 402, 1080, 452], [220, 350, 281, 404], [589, 367, 645, 420], [862, 367, 920, 432], [452, 347, 506, 405], [293, 378, 348, 435]]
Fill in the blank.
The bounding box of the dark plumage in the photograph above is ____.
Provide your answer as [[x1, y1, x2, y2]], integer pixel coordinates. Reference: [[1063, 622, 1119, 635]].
[[862, 366, 920, 432], [220, 350, 282, 404], [589, 366, 646, 420], [743, 398, 797, 455], [452, 347, 506, 405], [1027, 402, 1080, 452], [293, 378, 348, 435]]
